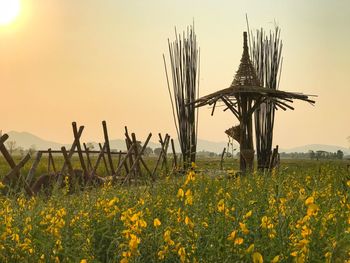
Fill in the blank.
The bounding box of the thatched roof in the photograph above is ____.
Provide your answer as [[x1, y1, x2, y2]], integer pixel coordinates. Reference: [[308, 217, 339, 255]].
[[231, 32, 260, 87], [191, 32, 316, 116]]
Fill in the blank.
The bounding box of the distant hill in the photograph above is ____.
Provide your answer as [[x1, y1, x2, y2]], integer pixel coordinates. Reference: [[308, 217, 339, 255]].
[[94, 138, 230, 154], [6, 131, 64, 150], [2, 131, 232, 153], [280, 144, 350, 155], [2, 131, 348, 155]]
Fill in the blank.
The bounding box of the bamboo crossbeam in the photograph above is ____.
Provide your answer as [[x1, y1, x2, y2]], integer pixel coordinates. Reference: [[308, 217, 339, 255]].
[[38, 150, 126, 155]]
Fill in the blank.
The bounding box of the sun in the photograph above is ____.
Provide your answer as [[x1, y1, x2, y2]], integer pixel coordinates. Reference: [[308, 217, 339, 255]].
[[0, 0, 21, 26]]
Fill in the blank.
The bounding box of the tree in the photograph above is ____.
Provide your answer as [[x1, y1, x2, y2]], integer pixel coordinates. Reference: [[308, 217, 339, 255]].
[[86, 142, 95, 150], [336, 150, 344, 160], [6, 140, 17, 154], [154, 148, 162, 156], [143, 147, 153, 156], [28, 145, 37, 156], [308, 150, 315, 160], [17, 147, 25, 157]]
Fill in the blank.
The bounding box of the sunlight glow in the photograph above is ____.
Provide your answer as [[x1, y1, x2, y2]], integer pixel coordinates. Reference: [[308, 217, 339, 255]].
[[0, 0, 21, 26]]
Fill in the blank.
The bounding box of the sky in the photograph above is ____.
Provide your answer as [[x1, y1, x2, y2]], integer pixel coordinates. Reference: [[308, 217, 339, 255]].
[[0, 0, 349, 149]]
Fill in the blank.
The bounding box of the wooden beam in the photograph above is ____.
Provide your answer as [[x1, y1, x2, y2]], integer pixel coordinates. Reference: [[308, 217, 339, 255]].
[[102, 120, 116, 175], [26, 151, 42, 185], [61, 125, 84, 173], [72, 122, 88, 176]]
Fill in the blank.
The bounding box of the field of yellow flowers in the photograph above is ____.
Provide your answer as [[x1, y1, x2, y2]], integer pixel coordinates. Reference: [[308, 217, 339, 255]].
[[0, 160, 349, 262]]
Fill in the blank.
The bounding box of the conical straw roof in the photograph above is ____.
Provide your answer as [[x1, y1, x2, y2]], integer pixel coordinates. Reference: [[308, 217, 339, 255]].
[[231, 32, 260, 87]]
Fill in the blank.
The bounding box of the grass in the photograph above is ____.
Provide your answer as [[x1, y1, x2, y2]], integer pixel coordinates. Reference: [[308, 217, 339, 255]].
[[0, 157, 349, 262]]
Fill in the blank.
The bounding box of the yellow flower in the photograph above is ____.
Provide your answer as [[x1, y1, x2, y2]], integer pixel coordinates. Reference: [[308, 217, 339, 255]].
[[130, 213, 139, 222], [108, 197, 118, 207], [185, 216, 194, 229], [290, 251, 298, 257], [154, 218, 161, 227], [138, 219, 147, 228], [246, 244, 254, 253], [271, 255, 280, 263], [11, 233, 19, 242], [307, 203, 319, 217], [185, 190, 193, 205], [301, 226, 312, 238], [252, 252, 263, 263], [184, 170, 195, 185], [128, 234, 140, 251], [239, 222, 249, 235], [305, 196, 314, 206], [122, 251, 131, 258], [261, 216, 268, 229], [80, 260, 87, 263], [177, 188, 184, 199], [217, 199, 225, 212], [178, 247, 186, 263], [163, 230, 174, 246], [234, 237, 244, 245], [244, 210, 253, 219], [158, 246, 168, 260], [227, 230, 236, 241]]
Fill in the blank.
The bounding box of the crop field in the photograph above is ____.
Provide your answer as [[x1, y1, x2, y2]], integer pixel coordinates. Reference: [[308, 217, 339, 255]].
[[0, 157, 349, 262]]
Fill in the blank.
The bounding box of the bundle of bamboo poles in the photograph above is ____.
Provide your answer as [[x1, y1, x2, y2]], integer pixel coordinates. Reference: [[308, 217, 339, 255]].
[[247, 24, 283, 170], [163, 25, 200, 169]]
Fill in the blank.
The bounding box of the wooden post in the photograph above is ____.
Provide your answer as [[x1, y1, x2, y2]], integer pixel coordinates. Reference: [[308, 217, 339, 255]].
[[3, 154, 33, 196], [26, 151, 42, 185], [152, 134, 170, 177], [72, 122, 88, 176], [159, 134, 169, 170], [124, 127, 135, 178], [102, 121, 116, 175], [0, 134, 33, 195], [48, 148, 57, 175], [83, 143, 93, 171], [99, 143, 110, 176], [61, 125, 84, 173], [0, 134, 18, 174], [61, 147, 75, 177], [113, 142, 136, 180], [220, 147, 226, 170], [92, 143, 106, 175], [122, 133, 152, 185], [171, 138, 177, 169], [131, 133, 142, 178]]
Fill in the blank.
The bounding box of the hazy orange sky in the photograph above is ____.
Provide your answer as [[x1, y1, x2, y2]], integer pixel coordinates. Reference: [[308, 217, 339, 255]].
[[1, 0, 349, 148]]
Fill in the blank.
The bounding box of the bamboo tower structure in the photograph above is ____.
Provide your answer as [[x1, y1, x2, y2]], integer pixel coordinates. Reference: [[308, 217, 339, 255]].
[[192, 32, 315, 173], [163, 25, 200, 169], [248, 26, 283, 171]]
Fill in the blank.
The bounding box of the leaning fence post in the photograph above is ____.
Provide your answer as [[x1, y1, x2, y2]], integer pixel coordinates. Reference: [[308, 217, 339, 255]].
[[26, 151, 42, 185]]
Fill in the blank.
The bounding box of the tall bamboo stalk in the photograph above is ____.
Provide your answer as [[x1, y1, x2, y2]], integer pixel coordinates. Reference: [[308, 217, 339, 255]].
[[163, 25, 200, 169], [247, 22, 283, 170]]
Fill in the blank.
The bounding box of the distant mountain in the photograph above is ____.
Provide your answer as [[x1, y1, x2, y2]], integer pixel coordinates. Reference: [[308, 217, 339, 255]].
[[2, 131, 349, 155], [196, 139, 232, 154], [280, 144, 350, 155], [107, 139, 229, 154], [2, 131, 232, 153], [6, 131, 64, 150]]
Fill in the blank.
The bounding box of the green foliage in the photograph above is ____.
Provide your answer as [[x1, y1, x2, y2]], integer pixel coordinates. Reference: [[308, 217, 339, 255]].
[[0, 159, 349, 262]]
